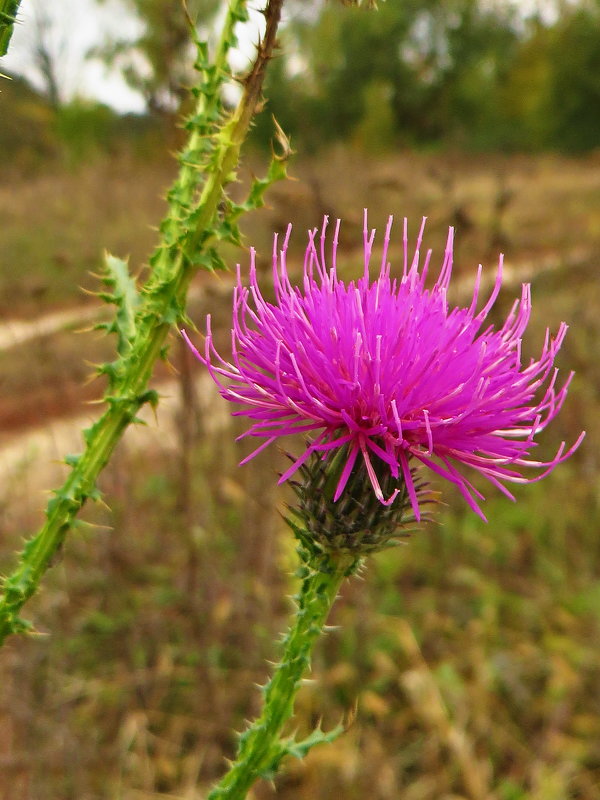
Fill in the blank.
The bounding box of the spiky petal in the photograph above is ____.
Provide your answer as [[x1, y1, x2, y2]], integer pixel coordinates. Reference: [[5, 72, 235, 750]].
[[183, 213, 584, 522]]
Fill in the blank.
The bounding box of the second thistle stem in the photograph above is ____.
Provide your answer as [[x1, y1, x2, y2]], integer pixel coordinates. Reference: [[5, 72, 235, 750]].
[[207, 549, 358, 800], [0, 0, 285, 646]]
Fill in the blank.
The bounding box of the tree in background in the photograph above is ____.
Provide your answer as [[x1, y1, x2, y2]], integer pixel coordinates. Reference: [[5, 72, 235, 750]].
[[95, 0, 220, 114], [418, 0, 519, 148], [5, 0, 599, 154], [253, 0, 599, 154], [254, 0, 429, 152], [29, 4, 63, 108], [543, 1, 600, 152], [253, 0, 521, 151]]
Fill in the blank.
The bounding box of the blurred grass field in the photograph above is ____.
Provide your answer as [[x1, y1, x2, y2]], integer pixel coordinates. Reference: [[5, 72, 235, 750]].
[[2, 146, 600, 316], [0, 145, 599, 799]]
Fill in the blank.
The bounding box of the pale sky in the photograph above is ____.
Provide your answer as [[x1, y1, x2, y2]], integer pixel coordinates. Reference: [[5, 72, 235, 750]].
[[2, 0, 561, 114], [2, 0, 266, 113]]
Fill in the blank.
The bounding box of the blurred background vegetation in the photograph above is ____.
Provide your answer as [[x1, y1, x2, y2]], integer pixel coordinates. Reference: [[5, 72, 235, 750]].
[[0, 0, 599, 798]]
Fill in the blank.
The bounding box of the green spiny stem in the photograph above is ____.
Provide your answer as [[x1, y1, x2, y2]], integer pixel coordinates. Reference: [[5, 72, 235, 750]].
[[207, 550, 358, 800], [0, 0, 20, 57], [0, 0, 285, 646], [161, 0, 244, 237]]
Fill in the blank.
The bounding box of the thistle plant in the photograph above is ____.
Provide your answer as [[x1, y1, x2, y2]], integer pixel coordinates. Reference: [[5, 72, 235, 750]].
[[183, 214, 584, 796], [0, 1, 587, 796]]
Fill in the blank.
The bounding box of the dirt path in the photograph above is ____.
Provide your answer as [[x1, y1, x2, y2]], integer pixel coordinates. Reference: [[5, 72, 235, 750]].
[[0, 305, 105, 351], [0, 374, 229, 504]]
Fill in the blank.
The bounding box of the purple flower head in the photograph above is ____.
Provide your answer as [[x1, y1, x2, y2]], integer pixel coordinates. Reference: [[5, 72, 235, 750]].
[[183, 213, 583, 522]]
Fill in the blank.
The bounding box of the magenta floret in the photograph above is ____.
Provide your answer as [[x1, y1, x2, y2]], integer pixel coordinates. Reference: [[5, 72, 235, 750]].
[[183, 213, 583, 521]]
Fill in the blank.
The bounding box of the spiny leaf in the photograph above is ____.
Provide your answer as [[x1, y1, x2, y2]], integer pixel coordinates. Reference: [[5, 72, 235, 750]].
[[101, 253, 140, 357], [230, 123, 292, 222], [137, 388, 160, 410], [284, 722, 345, 760]]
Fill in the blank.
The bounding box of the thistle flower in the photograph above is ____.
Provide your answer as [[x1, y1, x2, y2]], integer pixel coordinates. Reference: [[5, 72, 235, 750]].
[[183, 214, 583, 523]]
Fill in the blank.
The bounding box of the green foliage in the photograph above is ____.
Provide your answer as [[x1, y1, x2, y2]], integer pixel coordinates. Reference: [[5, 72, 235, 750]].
[[0, 75, 169, 171], [253, 0, 600, 154], [95, 253, 140, 359], [53, 100, 119, 161], [254, 0, 520, 151], [52, 100, 154, 162], [0, 74, 59, 169], [351, 81, 398, 153], [543, 5, 600, 152]]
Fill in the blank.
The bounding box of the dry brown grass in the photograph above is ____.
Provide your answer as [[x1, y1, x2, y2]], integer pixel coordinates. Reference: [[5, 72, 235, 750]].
[[0, 153, 176, 315], [2, 147, 600, 317]]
